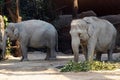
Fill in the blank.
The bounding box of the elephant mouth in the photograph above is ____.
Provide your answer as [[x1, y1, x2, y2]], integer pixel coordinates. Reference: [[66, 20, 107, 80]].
[[9, 37, 17, 41], [80, 39, 87, 45]]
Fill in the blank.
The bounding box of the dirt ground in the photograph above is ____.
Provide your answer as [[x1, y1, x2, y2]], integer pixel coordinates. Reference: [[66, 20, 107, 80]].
[[0, 51, 120, 80]]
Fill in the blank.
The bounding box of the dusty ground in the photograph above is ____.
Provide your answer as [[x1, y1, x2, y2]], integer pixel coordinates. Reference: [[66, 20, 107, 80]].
[[0, 51, 120, 80]]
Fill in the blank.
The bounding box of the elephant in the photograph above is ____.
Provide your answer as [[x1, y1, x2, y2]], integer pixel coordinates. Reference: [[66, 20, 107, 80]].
[[0, 15, 7, 60], [70, 16, 117, 62], [5, 20, 58, 61], [51, 10, 97, 53]]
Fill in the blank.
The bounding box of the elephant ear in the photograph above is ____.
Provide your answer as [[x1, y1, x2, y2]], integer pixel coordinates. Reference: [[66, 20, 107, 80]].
[[83, 17, 95, 37], [14, 28, 19, 38], [87, 23, 94, 37], [8, 23, 18, 36]]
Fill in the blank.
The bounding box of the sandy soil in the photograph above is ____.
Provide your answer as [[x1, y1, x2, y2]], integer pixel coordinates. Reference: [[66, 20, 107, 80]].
[[0, 51, 120, 80]]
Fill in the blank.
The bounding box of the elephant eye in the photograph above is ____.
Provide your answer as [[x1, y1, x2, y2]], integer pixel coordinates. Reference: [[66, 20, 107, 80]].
[[78, 33, 81, 37]]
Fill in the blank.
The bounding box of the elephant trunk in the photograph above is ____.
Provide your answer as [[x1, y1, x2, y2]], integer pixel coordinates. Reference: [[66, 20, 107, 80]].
[[71, 36, 80, 62]]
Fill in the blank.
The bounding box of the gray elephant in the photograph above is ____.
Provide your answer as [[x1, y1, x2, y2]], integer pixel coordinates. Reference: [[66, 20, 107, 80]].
[[0, 15, 7, 60], [5, 20, 58, 61], [70, 17, 117, 62]]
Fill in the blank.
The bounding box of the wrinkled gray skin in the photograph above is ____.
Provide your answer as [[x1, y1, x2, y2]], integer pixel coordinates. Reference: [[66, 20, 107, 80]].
[[70, 17, 117, 62], [5, 20, 58, 61], [0, 15, 7, 60], [100, 14, 120, 47]]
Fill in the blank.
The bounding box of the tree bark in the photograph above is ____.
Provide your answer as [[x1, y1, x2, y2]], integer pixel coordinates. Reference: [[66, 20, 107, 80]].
[[16, 0, 22, 22], [5, 0, 22, 22]]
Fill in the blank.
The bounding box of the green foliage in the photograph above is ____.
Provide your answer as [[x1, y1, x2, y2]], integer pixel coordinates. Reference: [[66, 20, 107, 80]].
[[1, 0, 57, 22], [6, 38, 11, 56], [20, 0, 57, 21], [3, 16, 8, 28], [61, 60, 120, 72], [3, 16, 10, 55]]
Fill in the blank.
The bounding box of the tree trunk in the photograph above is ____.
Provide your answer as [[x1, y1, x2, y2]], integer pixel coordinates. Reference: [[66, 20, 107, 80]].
[[5, 0, 22, 22], [16, 0, 22, 22], [72, 0, 78, 19]]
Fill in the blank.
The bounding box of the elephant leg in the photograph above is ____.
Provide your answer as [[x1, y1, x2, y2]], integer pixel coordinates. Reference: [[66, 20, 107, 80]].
[[81, 45, 87, 60], [49, 45, 56, 60], [107, 49, 113, 61], [108, 37, 116, 61], [96, 52, 102, 61], [0, 49, 3, 60], [20, 44, 28, 61], [50, 48, 56, 60], [87, 37, 97, 61], [45, 47, 50, 60], [49, 38, 57, 60], [45, 47, 56, 60]]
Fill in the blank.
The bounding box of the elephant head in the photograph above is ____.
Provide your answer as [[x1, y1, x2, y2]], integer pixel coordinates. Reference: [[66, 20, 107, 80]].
[[70, 19, 94, 62], [6, 23, 19, 41]]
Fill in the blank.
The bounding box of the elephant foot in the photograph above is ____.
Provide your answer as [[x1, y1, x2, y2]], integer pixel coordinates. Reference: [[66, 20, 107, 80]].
[[107, 59, 113, 62], [20, 58, 29, 62], [0, 58, 8, 61], [0, 56, 3, 60], [45, 56, 56, 60], [0, 56, 8, 61]]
